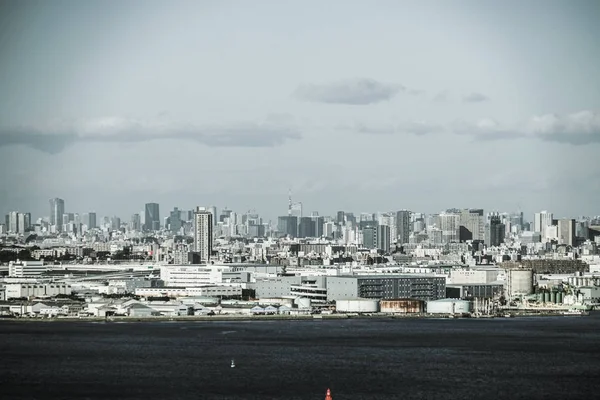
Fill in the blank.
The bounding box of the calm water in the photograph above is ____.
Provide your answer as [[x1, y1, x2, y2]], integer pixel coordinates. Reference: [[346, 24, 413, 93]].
[[1, 315, 599, 400]]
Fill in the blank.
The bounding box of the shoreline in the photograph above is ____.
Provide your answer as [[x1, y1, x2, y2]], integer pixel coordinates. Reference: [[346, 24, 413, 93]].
[[0, 311, 589, 323]]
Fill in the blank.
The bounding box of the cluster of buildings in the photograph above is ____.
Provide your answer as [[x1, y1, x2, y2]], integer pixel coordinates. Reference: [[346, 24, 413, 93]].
[[1, 197, 600, 318]]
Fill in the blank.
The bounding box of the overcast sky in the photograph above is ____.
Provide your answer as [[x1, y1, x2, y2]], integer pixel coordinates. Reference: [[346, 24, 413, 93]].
[[1, 0, 599, 222]]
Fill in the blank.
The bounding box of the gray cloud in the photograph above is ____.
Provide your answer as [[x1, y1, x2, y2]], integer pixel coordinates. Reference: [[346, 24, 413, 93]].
[[433, 90, 450, 103], [345, 121, 442, 136], [452, 119, 523, 141], [0, 117, 301, 153], [463, 92, 490, 103], [294, 78, 407, 105], [526, 110, 600, 145], [453, 110, 600, 145]]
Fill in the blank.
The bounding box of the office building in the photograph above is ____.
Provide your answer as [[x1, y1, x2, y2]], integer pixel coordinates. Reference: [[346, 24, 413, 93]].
[[558, 219, 576, 246], [396, 210, 411, 244], [459, 209, 484, 241], [439, 212, 460, 243], [49, 198, 65, 232], [193, 207, 213, 263], [534, 211, 553, 234], [169, 207, 182, 233], [298, 217, 315, 238], [7, 211, 19, 233], [486, 213, 505, 246], [362, 226, 377, 249], [376, 225, 391, 253], [129, 213, 141, 231], [144, 203, 160, 231], [277, 216, 298, 238], [82, 212, 97, 229]]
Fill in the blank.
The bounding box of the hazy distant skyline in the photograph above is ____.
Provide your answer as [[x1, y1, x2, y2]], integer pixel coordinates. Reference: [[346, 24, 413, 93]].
[[1, 0, 599, 221]]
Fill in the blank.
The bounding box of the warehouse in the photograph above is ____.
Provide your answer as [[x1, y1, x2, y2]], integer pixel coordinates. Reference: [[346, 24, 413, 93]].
[[446, 284, 503, 299], [326, 275, 445, 301]]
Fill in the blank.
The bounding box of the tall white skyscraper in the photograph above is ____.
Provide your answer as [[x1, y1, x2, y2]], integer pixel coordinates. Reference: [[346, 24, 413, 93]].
[[193, 207, 213, 263], [534, 211, 553, 233]]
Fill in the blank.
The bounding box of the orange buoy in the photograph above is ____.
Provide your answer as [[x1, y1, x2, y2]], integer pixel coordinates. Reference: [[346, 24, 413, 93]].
[[325, 388, 332, 400]]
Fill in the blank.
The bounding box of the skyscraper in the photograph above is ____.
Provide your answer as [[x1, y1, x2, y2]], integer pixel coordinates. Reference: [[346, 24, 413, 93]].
[[459, 209, 484, 241], [193, 207, 213, 263], [49, 198, 65, 232], [557, 219, 576, 246], [486, 213, 505, 247], [277, 216, 298, 237], [130, 213, 141, 231], [7, 211, 19, 233], [396, 210, 411, 244], [169, 207, 182, 233], [144, 203, 160, 231], [534, 211, 553, 234], [376, 225, 391, 253]]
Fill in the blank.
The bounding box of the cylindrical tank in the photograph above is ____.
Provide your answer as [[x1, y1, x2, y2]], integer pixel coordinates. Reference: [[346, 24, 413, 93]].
[[335, 298, 379, 313], [550, 290, 557, 304], [296, 298, 311, 309], [507, 269, 534, 298], [557, 291, 564, 304], [544, 291, 551, 303], [426, 299, 471, 314], [380, 299, 424, 314]]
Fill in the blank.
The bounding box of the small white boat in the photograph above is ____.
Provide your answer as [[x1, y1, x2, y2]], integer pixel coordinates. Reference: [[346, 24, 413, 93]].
[[231, 359, 235, 368]]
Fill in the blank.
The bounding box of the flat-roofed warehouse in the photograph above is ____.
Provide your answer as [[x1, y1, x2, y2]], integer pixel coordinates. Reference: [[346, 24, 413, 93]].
[[326, 275, 445, 302]]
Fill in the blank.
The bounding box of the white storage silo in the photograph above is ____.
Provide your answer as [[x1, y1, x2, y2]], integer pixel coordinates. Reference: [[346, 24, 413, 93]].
[[426, 299, 471, 314], [335, 298, 379, 313]]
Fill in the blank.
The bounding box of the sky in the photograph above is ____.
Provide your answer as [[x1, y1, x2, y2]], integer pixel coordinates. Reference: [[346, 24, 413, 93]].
[[1, 0, 599, 223]]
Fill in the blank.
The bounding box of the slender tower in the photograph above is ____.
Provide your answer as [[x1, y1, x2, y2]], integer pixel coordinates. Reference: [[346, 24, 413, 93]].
[[325, 388, 332, 400], [288, 188, 292, 216]]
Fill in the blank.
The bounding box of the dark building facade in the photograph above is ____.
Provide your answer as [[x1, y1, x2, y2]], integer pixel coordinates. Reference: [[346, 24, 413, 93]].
[[327, 275, 446, 301]]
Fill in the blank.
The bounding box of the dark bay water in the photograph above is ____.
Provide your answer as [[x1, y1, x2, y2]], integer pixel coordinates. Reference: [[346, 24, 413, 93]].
[[1, 315, 600, 400]]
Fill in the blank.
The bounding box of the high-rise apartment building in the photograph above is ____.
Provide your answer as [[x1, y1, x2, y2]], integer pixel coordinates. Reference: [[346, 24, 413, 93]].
[[193, 207, 213, 263], [396, 210, 411, 244], [49, 198, 65, 232], [144, 203, 160, 231]]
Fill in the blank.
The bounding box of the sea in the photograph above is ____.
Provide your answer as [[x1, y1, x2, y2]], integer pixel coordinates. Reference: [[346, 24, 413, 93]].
[[1, 314, 599, 400]]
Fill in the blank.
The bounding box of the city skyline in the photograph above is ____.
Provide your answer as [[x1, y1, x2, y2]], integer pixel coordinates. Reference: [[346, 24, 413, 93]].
[[1, 1, 600, 222], [3, 195, 598, 227]]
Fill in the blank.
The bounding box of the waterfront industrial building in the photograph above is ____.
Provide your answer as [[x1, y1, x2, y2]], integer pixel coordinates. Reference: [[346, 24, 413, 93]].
[[326, 275, 446, 301]]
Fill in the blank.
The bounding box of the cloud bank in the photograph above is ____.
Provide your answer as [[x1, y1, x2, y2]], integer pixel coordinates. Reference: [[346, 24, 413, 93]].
[[454, 110, 600, 145], [348, 110, 600, 145], [294, 78, 410, 105], [0, 116, 302, 153]]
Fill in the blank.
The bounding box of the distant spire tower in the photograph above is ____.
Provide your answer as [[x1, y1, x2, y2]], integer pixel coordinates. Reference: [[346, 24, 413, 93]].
[[288, 188, 292, 216]]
